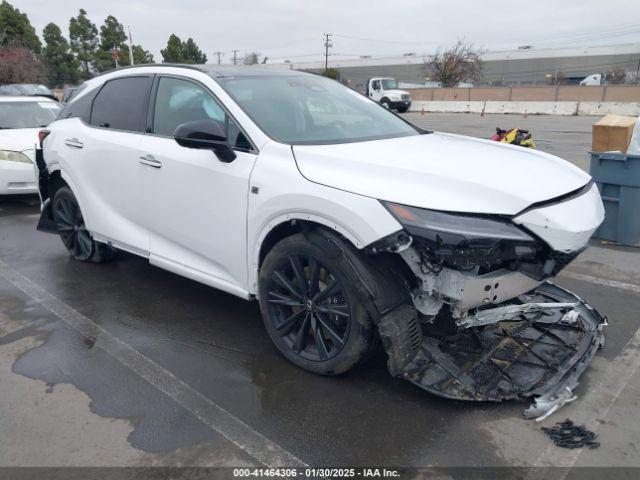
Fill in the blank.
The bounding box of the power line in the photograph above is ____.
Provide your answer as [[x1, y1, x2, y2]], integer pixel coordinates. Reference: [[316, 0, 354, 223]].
[[231, 50, 240, 65], [213, 51, 224, 64], [333, 33, 426, 45]]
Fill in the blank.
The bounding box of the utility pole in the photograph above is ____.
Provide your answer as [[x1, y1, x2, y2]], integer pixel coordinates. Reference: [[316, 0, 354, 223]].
[[128, 26, 134, 66], [232, 50, 239, 65], [213, 51, 224, 64], [323, 33, 333, 71]]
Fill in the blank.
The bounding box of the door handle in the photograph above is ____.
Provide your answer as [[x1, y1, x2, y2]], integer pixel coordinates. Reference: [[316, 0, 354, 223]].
[[139, 154, 162, 168], [65, 138, 84, 148]]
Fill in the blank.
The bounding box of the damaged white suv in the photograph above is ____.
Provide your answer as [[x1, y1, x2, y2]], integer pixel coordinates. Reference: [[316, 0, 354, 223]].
[[36, 65, 606, 418]]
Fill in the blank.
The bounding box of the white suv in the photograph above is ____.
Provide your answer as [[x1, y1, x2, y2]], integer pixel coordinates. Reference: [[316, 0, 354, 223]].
[[37, 65, 606, 416]]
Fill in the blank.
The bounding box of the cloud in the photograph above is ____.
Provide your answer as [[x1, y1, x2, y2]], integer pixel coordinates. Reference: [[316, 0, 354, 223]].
[[15, 0, 640, 63]]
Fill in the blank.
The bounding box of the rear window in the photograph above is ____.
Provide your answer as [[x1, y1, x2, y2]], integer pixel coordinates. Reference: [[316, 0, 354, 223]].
[[90, 76, 152, 132], [0, 101, 60, 129]]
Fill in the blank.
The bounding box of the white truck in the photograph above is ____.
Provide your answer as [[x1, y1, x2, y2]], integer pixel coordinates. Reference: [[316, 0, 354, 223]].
[[365, 77, 412, 112], [579, 74, 603, 86]]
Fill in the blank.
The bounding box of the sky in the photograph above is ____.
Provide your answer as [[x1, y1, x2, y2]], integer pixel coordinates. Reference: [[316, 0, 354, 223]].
[[13, 0, 640, 64]]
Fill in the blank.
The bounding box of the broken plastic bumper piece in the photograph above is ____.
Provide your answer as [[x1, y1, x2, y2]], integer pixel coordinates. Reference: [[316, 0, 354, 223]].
[[386, 282, 606, 419]]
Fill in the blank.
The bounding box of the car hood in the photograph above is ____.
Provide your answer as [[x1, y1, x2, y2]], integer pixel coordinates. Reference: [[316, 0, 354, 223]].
[[0, 128, 40, 152], [384, 89, 410, 97], [292, 132, 591, 215]]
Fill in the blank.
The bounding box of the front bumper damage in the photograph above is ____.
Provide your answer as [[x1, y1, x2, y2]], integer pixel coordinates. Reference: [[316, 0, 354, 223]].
[[369, 231, 605, 420], [379, 282, 605, 420], [308, 226, 605, 420]]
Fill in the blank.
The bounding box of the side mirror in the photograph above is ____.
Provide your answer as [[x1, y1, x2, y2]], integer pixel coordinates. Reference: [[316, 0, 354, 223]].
[[173, 119, 236, 162]]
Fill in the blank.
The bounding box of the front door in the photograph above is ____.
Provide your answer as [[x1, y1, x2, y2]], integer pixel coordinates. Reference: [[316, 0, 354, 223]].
[[139, 76, 257, 294]]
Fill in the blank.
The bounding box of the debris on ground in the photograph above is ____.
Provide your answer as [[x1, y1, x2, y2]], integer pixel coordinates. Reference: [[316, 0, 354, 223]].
[[542, 419, 600, 449]]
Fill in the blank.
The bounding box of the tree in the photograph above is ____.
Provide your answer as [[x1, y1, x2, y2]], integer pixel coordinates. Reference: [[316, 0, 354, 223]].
[[322, 68, 340, 81], [94, 15, 130, 71], [243, 52, 261, 65], [0, 1, 41, 53], [0, 46, 42, 84], [605, 69, 628, 85], [132, 44, 154, 64], [183, 38, 206, 64], [161, 34, 206, 64], [430, 40, 483, 87], [160, 34, 183, 62], [69, 9, 98, 78], [42, 22, 79, 87]]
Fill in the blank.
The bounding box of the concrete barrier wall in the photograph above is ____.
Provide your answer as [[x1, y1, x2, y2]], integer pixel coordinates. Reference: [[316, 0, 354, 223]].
[[410, 100, 640, 116], [432, 88, 470, 101], [469, 87, 510, 101], [557, 86, 604, 101], [511, 87, 557, 101], [406, 85, 640, 103], [604, 86, 640, 102]]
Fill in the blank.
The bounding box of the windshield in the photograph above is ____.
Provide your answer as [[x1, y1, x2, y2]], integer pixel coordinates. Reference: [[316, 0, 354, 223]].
[[217, 75, 419, 145], [0, 101, 60, 129], [0, 84, 53, 96], [381, 79, 398, 90]]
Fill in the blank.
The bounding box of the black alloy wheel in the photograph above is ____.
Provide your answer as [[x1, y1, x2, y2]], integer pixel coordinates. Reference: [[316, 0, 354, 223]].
[[54, 192, 92, 260], [259, 233, 376, 375], [266, 254, 350, 361], [52, 187, 113, 263]]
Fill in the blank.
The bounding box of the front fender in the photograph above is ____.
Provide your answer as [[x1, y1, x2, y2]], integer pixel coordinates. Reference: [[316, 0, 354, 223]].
[[246, 140, 402, 294]]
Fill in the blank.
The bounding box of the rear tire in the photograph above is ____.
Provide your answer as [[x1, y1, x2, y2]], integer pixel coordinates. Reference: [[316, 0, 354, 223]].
[[52, 186, 114, 263], [258, 233, 376, 375]]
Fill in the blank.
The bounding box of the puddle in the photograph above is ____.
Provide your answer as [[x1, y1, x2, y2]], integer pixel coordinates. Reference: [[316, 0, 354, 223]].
[[0, 285, 219, 454]]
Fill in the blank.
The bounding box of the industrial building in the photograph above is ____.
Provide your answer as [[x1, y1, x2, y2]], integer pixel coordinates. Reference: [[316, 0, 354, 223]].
[[289, 43, 640, 91]]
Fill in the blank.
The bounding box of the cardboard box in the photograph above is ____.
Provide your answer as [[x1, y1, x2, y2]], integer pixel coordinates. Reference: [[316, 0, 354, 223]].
[[592, 114, 637, 153]]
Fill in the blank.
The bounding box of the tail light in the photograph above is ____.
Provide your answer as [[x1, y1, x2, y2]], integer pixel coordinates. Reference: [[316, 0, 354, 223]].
[[38, 129, 51, 148]]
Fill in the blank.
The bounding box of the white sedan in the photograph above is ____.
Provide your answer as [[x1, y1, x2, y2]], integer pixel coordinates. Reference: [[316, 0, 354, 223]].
[[0, 96, 60, 196]]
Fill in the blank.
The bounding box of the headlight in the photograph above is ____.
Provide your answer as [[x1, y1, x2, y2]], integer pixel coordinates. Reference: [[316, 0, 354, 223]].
[[382, 201, 533, 242], [0, 150, 32, 164], [382, 201, 541, 271]]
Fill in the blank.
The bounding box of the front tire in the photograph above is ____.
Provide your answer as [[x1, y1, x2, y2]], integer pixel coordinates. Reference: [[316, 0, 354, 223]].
[[397, 106, 409, 113], [258, 233, 376, 375], [381, 99, 391, 109], [52, 187, 113, 263]]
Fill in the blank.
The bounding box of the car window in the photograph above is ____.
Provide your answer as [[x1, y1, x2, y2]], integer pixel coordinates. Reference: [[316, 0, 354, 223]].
[[58, 85, 99, 122], [0, 101, 60, 129], [219, 75, 418, 145], [381, 79, 398, 89], [90, 76, 151, 132], [152, 77, 251, 150]]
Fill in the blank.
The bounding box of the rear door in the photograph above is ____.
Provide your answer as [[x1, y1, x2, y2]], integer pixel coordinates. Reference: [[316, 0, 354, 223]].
[[138, 75, 258, 294], [73, 75, 154, 254]]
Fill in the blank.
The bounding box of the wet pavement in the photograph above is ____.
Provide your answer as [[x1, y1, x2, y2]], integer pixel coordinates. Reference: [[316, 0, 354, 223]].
[[1, 115, 640, 471]]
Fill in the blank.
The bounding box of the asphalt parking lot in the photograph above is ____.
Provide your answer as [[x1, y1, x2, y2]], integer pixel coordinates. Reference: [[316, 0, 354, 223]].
[[1, 114, 639, 474]]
